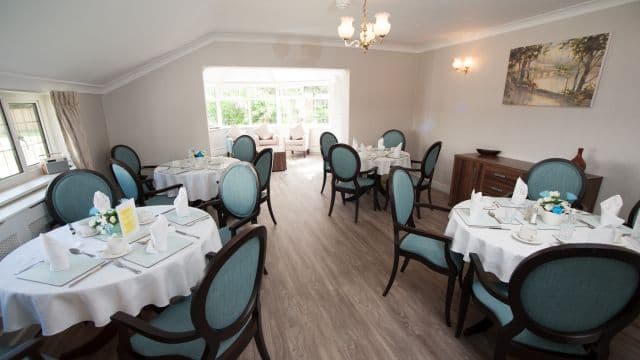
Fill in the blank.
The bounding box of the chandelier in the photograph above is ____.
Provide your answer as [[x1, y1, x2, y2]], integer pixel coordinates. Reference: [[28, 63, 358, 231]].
[[337, 0, 391, 52]]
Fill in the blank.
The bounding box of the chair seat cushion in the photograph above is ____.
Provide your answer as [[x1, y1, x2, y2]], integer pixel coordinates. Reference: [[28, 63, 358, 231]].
[[335, 177, 375, 190], [400, 233, 463, 270], [472, 281, 588, 356], [258, 138, 277, 146], [286, 139, 304, 146], [145, 195, 176, 206], [130, 296, 245, 359], [219, 226, 232, 246]]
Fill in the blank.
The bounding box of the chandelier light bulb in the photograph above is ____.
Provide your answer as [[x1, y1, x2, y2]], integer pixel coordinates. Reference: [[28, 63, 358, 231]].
[[452, 58, 462, 69], [463, 57, 473, 68], [338, 16, 355, 40], [373, 12, 391, 37]]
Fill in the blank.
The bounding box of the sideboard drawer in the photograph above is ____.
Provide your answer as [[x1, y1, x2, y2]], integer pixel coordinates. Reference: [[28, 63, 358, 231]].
[[483, 165, 521, 185], [480, 178, 513, 197]]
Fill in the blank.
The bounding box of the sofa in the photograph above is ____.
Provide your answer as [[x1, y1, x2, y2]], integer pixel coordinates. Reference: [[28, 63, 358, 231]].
[[226, 124, 281, 155], [284, 123, 310, 157]]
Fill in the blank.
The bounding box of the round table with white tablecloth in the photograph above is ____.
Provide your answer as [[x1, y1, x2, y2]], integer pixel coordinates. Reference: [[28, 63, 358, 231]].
[[445, 198, 639, 283], [358, 149, 411, 175], [153, 157, 239, 201], [0, 205, 221, 336]]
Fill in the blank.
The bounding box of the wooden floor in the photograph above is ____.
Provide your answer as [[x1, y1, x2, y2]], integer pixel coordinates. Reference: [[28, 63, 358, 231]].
[[19, 155, 640, 359]]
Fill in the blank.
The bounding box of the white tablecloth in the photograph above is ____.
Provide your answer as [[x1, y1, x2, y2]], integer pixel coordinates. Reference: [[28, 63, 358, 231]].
[[445, 198, 639, 283], [154, 157, 239, 201], [0, 205, 221, 335], [359, 150, 411, 175]]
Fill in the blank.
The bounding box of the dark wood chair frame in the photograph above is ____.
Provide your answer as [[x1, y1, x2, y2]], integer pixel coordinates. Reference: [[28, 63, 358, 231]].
[[0, 337, 44, 360], [319, 131, 338, 194], [109, 159, 183, 206], [382, 129, 406, 151], [407, 141, 442, 219], [45, 169, 119, 226], [111, 144, 158, 190], [456, 244, 640, 360], [625, 200, 640, 227], [232, 135, 257, 163], [382, 167, 462, 326], [111, 225, 271, 360], [254, 148, 277, 225], [524, 158, 587, 209], [327, 144, 379, 223]]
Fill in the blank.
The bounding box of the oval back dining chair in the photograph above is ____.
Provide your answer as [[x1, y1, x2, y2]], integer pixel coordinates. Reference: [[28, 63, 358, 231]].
[[327, 144, 378, 223], [215, 162, 261, 246], [319, 131, 338, 194], [111, 144, 157, 189], [46, 169, 117, 225], [626, 200, 640, 228], [110, 159, 181, 206], [457, 244, 640, 359], [382, 129, 406, 150], [525, 158, 586, 206], [383, 167, 462, 326], [0, 337, 43, 360], [408, 141, 442, 218], [232, 135, 257, 162], [111, 225, 271, 360], [254, 148, 277, 225]]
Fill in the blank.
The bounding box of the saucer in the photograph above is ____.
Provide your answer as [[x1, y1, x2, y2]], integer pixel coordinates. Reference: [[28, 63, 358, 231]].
[[511, 231, 543, 245], [99, 246, 132, 259], [78, 229, 99, 238]]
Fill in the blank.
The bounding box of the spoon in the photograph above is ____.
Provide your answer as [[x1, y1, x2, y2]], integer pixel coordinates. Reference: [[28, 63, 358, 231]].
[[113, 259, 141, 274], [69, 248, 95, 258], [488, 210, 503, 224]]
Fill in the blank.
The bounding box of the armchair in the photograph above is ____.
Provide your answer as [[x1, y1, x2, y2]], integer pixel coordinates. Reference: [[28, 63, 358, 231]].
[[285, 123, 309, 157]]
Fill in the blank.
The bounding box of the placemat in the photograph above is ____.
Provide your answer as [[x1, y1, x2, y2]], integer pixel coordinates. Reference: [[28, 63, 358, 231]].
[[455, 208, 500, 227], [123, 234, 193, 268], [93, 228, 150, 243], [165, 209, 209, 226], [17, 256, 105, 287]]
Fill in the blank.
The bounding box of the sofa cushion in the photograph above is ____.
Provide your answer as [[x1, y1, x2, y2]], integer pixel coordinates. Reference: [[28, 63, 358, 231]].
[[259, 138, 278, 146], [255, 124, 273, 140], [290, 124, 305, 140], [228, 126, 243, 140], [286, 139, 304, 146]]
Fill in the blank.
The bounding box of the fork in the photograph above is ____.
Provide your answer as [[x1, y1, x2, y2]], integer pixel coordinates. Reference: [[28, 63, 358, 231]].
[[112, 259, 141, 274]]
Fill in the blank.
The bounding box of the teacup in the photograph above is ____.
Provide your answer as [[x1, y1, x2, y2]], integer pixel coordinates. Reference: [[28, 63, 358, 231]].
[[76, 223, 96, 237], [518, 224, 538, 242], [107, 236, 128, 255]]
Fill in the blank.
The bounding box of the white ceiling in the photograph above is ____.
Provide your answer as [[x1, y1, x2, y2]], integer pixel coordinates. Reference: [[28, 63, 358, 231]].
[[0, 0, 632, 90]]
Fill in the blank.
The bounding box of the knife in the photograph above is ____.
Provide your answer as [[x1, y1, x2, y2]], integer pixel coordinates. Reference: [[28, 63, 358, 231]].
[[175, 229, 200, 239], [68, 260, 112, 287]]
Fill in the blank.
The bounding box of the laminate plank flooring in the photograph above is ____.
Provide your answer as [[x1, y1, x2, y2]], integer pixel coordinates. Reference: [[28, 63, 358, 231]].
[[13, 155, 640, 359]]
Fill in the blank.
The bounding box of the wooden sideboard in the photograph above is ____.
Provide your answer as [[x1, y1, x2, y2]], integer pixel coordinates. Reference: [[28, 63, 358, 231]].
[[448, 153, 603, 212]]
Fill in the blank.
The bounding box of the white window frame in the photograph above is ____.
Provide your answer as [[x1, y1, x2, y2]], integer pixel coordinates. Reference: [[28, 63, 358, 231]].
[[0, 91, 64, 192]]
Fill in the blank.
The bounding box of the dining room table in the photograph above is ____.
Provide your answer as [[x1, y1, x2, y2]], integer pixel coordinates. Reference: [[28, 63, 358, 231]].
[[445, 197, 639, 283], [358, 148, 411, 176], [153, 156, 239, 202], [0, 205, 221, 357]]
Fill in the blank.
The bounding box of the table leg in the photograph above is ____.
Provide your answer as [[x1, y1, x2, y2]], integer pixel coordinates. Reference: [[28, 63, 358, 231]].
[[59, 323, 117, 359], [463, 317, 494, 337]]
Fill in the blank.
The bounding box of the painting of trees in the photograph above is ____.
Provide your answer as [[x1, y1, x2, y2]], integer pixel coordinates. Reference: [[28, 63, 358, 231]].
[[503, 33, 610, 107]]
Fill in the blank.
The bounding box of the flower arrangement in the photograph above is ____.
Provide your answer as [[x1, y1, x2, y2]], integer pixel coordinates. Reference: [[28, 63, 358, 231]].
[[89, 209, 120, 235], [536, 191, 572, 214], [188, 148, 206, 158]]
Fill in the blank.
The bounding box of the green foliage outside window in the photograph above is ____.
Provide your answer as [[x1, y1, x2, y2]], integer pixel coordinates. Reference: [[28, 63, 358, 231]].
[[221, 100, 247, 125]]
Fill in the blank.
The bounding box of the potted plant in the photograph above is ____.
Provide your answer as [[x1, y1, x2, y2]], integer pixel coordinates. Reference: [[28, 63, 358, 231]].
[[536, 191, 571, 226]]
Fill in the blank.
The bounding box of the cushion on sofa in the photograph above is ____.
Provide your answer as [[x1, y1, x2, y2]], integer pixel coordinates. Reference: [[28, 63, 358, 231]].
[[255, 124, 273, 140], [290, 124, 305, 140]]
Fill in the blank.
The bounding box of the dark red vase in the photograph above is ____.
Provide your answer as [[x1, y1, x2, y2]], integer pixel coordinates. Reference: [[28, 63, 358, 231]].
[[571, 148, 586, 171]]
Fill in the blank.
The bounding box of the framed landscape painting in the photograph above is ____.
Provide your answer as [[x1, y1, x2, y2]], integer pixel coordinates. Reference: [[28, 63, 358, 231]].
[[502, 33, 611, 107]]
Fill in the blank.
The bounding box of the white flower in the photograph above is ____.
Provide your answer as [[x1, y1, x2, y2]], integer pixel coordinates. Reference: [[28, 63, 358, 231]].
[[537, 199, 543, 205], [544, 204, 554, 211], [543, 197, 552, 203], [109, 216, 117, 224], [550, 191, 560, 198]]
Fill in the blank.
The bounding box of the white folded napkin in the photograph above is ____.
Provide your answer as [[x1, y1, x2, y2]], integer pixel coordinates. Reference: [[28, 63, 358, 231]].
[[40, 233, 70, 271], [377, 138, 384, 150], [392, 143, 403, 158], [599, 195, 625, 228], [511, 177, 528, 205], [93, 191, 111, 213], [470, 189, 483, 222], [147, 215, 169, 253], [174, 187, 189, 217]]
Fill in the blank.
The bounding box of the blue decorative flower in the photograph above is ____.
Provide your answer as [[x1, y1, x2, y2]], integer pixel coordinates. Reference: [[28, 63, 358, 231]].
[[552, 205, 564, 214], [566, 192, 577, 202], [539, 191, 551, 198]]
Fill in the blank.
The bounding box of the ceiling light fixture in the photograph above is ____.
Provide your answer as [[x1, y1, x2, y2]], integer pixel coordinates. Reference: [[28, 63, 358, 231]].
[[337, 0, 390, 52]]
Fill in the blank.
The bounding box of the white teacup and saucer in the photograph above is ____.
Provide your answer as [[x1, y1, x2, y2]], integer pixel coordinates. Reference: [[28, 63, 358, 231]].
[[511, 224, 542, 245], [100, 236, 132, 259]]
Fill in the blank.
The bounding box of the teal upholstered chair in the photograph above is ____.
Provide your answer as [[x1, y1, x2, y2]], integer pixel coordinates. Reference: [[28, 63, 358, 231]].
[[0, 338, 43, 360], [111, 225, 271, 360], [110, 159, 182, 206], [319, 131, 338, 194], [525, 158, 585, 206], [111, 144, 157, 189], [210, 162, 261, 246], [254, 148, 277, 225], [232, 135, 257, 162], [456, 244, 640, 359], [382, 167, 463, 326], [45, 169, 118, 225], [382, 129, 406, 150], [406, 141, 442, 218], [626, 200, 639, 228], [327, 144, 378, 223]]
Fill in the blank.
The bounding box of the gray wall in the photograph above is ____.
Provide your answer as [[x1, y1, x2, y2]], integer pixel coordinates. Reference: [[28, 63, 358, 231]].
[[102, 42, 418, 165], [77, 93, 111, 175], [411, 1, 640, 216]]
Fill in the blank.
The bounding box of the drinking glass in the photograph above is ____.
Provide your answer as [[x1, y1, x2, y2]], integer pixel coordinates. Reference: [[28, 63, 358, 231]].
[[504, 207, 516, 224], [558, 222, 575, 241]]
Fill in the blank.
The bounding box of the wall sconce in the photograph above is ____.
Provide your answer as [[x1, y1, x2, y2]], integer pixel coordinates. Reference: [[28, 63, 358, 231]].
[[452, 56, 473, 74]]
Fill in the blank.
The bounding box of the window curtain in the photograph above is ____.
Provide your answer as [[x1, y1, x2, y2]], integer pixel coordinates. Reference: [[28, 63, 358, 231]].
[[49, 91, 94, 169]]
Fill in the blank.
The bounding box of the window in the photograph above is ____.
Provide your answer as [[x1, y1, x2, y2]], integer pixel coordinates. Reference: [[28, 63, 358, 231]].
[[0, 95, 53, 182], [204, 83, 330, 127]]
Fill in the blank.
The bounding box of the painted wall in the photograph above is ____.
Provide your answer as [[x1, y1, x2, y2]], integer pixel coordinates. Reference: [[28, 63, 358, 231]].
[[102, 42, 418, 165], [411, 1, 640, 216], [77, 93, 111, 174]]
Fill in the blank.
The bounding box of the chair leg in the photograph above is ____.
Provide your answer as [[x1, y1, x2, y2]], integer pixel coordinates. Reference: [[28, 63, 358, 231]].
[[321, 170, 327, 194], [428, 183, 433, 206], [416, 188, 422, 219], [445, 273, 456, 327], [328, 188, 336, 217], [400, 257, 410, 273], [455, 280, 472, 337], [341, 192, 346, 205], [382, 252, 400, 296], [254, 306, 271, 360], [354, 196, 360, 223], [266, 197, 277, 225]]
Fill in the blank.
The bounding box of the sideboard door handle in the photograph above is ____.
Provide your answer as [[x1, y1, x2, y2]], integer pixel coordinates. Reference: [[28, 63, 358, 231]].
[[493, 172, 506, 179], [489, 186, 503, 193]]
